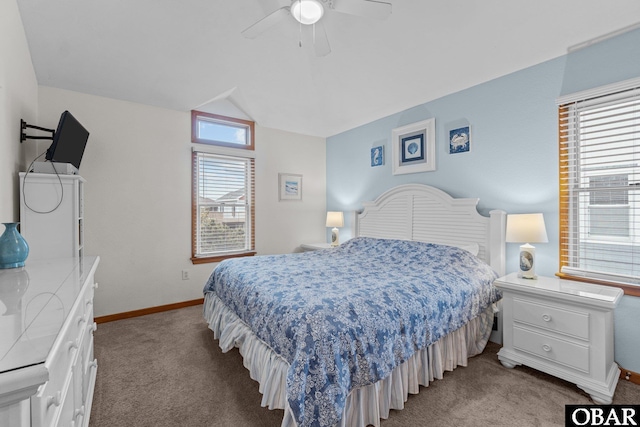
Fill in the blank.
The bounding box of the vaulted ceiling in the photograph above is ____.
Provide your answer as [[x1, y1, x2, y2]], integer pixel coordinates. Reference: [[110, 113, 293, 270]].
[[17, 0, 640, 137]]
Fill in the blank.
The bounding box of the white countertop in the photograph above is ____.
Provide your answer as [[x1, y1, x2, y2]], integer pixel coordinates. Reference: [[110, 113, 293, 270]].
[[495, 272, 623, 307], [0, 256, 99, 373]]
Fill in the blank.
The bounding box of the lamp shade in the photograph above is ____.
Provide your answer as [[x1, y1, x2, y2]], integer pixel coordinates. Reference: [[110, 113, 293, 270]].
[[506, 213, 548, 243], [326, 211, 344, 228]]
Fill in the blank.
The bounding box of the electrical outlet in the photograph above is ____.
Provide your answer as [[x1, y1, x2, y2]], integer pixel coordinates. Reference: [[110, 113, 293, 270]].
[[181, 270, 189, 280]]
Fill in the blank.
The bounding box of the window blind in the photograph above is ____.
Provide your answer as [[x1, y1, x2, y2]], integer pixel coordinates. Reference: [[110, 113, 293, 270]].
[[559, 84, 640, 289], [192, 151, 255, 258]]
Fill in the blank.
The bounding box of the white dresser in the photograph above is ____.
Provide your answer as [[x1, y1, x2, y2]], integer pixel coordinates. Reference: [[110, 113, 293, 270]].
[[19, 173, 85, 260], [0, 256, 100, 427], [495, 273, 623, 404]]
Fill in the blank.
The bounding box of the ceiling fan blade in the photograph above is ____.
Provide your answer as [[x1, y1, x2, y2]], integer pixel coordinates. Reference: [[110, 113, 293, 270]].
[[241, 7, 290, 39], [313, 21, 331, 57], [332, 0, 392, 20]]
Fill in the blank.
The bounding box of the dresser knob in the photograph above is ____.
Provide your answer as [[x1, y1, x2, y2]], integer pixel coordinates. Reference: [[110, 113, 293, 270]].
[[74, 405, 85, 419], [77, 315, 86, 325], [47, 391, 61, 408], [93, 282, 99, 289], [542, 344, 552, 352], [542, 314, 552, 322], [68, 339, 79, 352]]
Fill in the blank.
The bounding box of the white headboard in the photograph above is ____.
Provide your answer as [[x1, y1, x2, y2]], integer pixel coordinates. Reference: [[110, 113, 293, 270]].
[[355, 184, 506, 276]]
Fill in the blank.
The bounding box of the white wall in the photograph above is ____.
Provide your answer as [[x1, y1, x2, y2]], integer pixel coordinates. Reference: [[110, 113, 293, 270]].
[[38, 87, 326, 317], [0, 0, 39, 222], [255, 126, 327, 255]]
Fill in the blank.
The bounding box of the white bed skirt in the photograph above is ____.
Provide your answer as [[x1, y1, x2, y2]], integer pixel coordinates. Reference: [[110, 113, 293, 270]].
[[204, 292, 496, 427]]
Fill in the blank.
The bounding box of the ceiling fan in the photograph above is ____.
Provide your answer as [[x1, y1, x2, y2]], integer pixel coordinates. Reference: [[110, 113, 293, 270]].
[[242, 0, 392, 57]]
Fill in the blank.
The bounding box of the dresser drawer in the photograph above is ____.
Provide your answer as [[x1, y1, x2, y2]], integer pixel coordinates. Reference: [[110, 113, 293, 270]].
[[55, 370, 76, 427], [78, 321, 97, 405], [32, 324, 83, 425], [32, 281, 93, 426], [31, 363, 76, 427], [513, 298, 589, 340], [513, 326, 590, 373], [80, 279, 96, 325], [71, 346, 88, 427]]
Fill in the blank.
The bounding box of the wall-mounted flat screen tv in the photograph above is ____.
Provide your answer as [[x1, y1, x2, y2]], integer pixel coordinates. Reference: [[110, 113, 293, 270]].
[[45, 110, 90, 170]]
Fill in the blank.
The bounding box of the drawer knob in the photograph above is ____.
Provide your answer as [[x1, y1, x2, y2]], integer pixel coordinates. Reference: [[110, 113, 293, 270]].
[[93, 282, 99, 289], [89, 359, 98, 369], [47, 391, 61, 408], [542, 344, 552, 352], [74, 406, 85, 419], [68, 339, 79, 352], [542, 314, 552, 322], [77, 315, 86, 325]]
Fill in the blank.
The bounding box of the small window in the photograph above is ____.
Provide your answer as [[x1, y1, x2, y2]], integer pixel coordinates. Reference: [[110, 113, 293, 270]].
[[191, 111, 254, 150]]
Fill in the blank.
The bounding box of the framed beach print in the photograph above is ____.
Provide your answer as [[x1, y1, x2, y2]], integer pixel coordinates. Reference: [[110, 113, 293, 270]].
[[278, 173, 302, 201], [449, 126, 471, 154], [391, 118, 436, 175]]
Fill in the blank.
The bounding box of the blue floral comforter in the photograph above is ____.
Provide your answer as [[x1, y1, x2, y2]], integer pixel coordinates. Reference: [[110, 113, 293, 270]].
[[203, 237, 500, 427]]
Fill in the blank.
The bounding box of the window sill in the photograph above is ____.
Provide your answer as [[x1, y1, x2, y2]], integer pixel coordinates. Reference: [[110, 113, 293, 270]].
[[555, 272, 640, 297], [191, 251, 256, 264]]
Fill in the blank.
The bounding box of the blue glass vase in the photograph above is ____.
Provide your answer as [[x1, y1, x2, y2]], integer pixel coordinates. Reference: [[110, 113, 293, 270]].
[[0, 222, 29, 269]]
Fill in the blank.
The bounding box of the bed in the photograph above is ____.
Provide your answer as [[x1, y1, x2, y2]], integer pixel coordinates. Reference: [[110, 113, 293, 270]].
[[203, 184, 506, 427]]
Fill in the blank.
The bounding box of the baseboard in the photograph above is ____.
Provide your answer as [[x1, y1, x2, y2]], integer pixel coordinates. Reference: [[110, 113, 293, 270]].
[[619, 367, 640, 386], [95, 298, 204, 324]]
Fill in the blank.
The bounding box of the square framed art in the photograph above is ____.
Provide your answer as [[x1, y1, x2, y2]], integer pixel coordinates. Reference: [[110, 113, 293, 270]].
[[391, 118, 436, 175], [278, 173, 302, 201]]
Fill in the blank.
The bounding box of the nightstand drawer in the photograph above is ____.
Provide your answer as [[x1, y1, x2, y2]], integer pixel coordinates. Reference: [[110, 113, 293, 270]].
[[513, 298, 589, 340], [513, 326, 590, 373]]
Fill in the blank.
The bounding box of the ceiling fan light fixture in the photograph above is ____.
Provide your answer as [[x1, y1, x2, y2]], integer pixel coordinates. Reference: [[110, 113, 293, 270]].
[[291, 0, 324, 25]]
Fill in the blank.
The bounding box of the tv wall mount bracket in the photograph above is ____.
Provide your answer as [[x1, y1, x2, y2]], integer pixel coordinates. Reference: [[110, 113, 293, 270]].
[[20, 119, 54, 143]]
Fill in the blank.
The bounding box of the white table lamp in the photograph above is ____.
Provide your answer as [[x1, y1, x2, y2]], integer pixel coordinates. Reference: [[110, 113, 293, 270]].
[[506, 213, 548, 279], [326, 211, 344, 247]]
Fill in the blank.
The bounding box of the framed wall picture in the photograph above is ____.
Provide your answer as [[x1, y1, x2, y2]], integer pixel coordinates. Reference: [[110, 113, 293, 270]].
[[278, 173, 302, 201], [449, 126, 471, 154], [371, 145, 384, 167], [391, 118, 436, 175]]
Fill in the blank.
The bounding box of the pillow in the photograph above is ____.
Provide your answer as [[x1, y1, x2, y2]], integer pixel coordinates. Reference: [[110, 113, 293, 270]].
[[456, 242, 480, 256], [413, 238, 480, 256]]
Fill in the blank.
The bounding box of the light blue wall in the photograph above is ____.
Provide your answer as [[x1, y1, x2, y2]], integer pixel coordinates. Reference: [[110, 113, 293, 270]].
[[326, 28, 640, 372]]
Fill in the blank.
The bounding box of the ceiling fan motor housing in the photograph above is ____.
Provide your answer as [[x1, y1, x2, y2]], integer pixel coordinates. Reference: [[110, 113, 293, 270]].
[[290, 0, 325, 25]]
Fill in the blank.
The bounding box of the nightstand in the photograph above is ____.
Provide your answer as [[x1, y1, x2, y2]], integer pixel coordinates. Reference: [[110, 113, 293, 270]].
[[494, 273, 623, 404], [300, 242, 333, 251]]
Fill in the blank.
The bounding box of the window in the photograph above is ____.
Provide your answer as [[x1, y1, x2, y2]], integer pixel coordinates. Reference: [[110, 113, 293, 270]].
[[191, 111, 255, 263], [588, 174, 629, 238], [191, 111, 254, 150], [558, 78, 640, 295]]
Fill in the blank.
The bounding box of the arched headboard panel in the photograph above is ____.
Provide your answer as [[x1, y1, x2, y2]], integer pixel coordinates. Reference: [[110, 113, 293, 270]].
[[356, 184, 506, 275]]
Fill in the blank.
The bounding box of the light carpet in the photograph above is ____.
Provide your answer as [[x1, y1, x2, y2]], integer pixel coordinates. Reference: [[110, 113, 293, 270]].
[[89, 305, 639, 427]]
